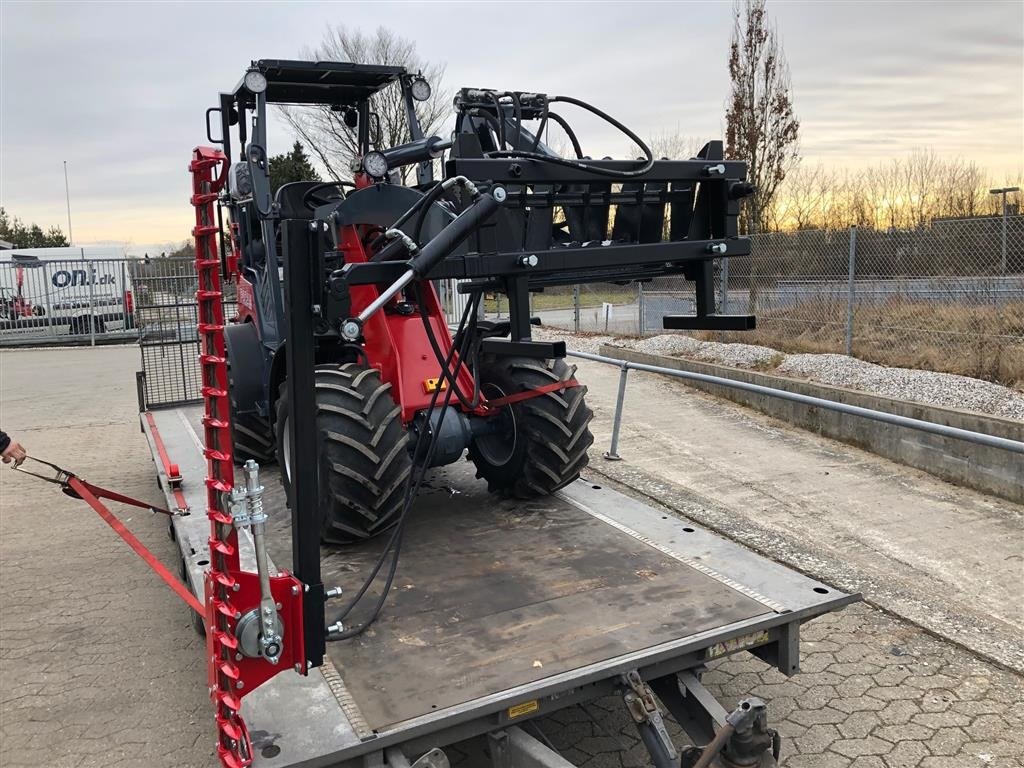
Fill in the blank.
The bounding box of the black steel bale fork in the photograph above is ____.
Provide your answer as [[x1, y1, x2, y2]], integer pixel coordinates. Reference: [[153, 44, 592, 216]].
[[336, 131, 757, 356]]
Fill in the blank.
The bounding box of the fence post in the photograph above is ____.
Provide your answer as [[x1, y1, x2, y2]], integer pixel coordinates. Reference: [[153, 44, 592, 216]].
[[573, 284, 580, 334], [88, 260, 96, 346], [719, 257, 730, 342], [41, 262, 56, 338], [121, 260, 131, 334], [845, 226, 857, 356], [636, 282, 645, 336]]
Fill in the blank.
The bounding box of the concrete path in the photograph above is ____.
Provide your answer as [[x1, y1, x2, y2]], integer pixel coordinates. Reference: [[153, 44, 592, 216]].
[[0, 346, 213, 767], [570, 356, 1024, 672]]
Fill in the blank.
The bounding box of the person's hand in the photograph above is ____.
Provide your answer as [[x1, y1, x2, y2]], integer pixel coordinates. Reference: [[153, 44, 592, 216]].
[[2, 440, 27, 467]]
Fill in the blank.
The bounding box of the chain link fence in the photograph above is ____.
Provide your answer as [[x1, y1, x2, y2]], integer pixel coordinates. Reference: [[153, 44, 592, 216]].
[[488, 282, 644, 334], [539, 215, 1024, 386], [5, 216, 1022, 387]]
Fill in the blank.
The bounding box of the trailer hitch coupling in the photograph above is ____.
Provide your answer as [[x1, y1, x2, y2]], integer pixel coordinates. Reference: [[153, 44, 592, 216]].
[[682, 697, 779, 768]]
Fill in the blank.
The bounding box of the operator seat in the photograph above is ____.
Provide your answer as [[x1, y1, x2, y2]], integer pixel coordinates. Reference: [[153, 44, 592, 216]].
[[274, 181, 344, 220]]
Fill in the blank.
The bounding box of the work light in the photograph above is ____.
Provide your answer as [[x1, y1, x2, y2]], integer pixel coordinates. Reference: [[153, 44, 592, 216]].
[[243, 69, 268, 94], [411, 77, 432, 102], [361, 151, 389, 179]]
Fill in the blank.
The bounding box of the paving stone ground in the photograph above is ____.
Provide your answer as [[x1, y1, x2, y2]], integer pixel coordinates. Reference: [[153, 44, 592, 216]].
[[1, 346, 1021, 767], [534, 602, 1024, 768]]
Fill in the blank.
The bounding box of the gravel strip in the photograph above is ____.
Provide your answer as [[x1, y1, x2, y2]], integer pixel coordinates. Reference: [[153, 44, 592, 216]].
[[536, 326, 1024, 421], [777, 353, 1024, 421]]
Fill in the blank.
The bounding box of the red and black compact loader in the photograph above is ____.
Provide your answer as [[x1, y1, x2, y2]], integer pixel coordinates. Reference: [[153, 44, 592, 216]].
[[205, 59, 754, 545]]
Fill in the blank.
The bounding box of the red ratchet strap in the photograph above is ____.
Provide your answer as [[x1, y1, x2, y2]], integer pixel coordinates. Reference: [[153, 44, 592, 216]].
[[484, 378, 580, 410], [66, 478, 176, 515], [15, 457, 202, 616], [65, 476, 204, 615]]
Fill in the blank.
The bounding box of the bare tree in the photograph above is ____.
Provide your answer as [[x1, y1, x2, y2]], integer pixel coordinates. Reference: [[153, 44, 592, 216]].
[[770, 163, 837, 230], [769, 147, 1019, 231], [280, 26, 451, 182], [629, 129, 705, 160], [725, 0, 800, 233]]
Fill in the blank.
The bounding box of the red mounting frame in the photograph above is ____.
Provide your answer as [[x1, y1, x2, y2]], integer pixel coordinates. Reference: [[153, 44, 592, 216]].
[[336, 225, 479, 423]]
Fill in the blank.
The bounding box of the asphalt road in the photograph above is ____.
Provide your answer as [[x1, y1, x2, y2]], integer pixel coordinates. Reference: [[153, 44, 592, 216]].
[[1, 344, 1021, 767]]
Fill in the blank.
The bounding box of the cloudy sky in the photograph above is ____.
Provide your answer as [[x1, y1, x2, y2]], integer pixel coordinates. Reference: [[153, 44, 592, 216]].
[[2, 1, 1021, 255]]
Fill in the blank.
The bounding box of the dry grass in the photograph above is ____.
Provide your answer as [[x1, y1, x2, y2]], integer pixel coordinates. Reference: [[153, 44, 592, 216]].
[[705, 299, 1024, 388]]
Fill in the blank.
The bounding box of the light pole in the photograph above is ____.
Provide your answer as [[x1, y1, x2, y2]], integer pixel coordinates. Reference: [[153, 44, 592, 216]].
[[989, 186, 1019, 274], [63, 160, 74, 245]]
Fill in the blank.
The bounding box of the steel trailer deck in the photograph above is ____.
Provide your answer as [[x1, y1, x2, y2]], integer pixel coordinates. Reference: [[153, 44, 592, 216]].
[[142, 404, 856, 768]]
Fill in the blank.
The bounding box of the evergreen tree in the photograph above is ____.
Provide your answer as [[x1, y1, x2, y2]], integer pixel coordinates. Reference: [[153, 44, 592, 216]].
[[0, 207, 70, 247], [268, 141, 321, 194]]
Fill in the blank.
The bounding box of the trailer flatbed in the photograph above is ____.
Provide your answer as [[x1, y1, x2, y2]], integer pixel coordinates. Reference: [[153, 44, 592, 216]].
[[142, 404, 856, 768]]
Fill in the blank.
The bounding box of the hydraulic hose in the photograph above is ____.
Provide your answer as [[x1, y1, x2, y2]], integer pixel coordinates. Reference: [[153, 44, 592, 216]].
[[409, 190, 500, 276], [325, 292, 482, 639], [486, 95, 653, 178], [488, 91, 506, 150], [417, 283, 482, 412], [346, 182, 500, 339], [546, 111, 584, 159]]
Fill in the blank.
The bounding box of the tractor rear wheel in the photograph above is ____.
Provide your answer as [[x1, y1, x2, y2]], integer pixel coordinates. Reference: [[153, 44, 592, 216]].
[[276, 363, 412, 544], [468, 357, 594, 498]]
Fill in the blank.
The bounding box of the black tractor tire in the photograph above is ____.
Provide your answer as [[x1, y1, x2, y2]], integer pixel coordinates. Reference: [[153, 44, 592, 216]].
[[225, 354, 274, 465], [276, 363, 412, 544], [468, 357, 594, 498]]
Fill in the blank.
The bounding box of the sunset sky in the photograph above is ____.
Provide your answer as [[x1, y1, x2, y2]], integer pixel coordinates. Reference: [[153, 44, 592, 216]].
[[2, 1, 1022, 255]]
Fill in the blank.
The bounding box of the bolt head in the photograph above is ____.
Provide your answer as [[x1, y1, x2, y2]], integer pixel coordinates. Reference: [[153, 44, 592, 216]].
[[341, 320, 361, 340], [236, 680, 244, 689], [492, 186, 508, 203]]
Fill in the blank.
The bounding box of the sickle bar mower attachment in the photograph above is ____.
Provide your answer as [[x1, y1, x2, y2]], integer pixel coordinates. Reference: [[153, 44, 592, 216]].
[[191, 147, 307, 768]]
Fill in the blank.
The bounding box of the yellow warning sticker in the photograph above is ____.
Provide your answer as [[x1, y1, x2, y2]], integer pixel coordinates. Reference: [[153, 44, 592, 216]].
[[507, 700, 539, 719], [706, 630, 770, 660], [423, 377, 448, 393]]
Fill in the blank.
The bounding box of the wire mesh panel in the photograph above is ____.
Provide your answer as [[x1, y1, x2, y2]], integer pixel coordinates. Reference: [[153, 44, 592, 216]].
[[636, 216, 1023, 386], [0, 257, 135, 345], [526, 282, 643, 335], [131, 257, 238, 408]]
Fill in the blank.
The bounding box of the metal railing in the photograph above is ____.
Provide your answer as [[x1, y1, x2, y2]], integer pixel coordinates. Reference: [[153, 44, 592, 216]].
[[0, 258, 136, 346], [568, 349, 1024, 460]]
